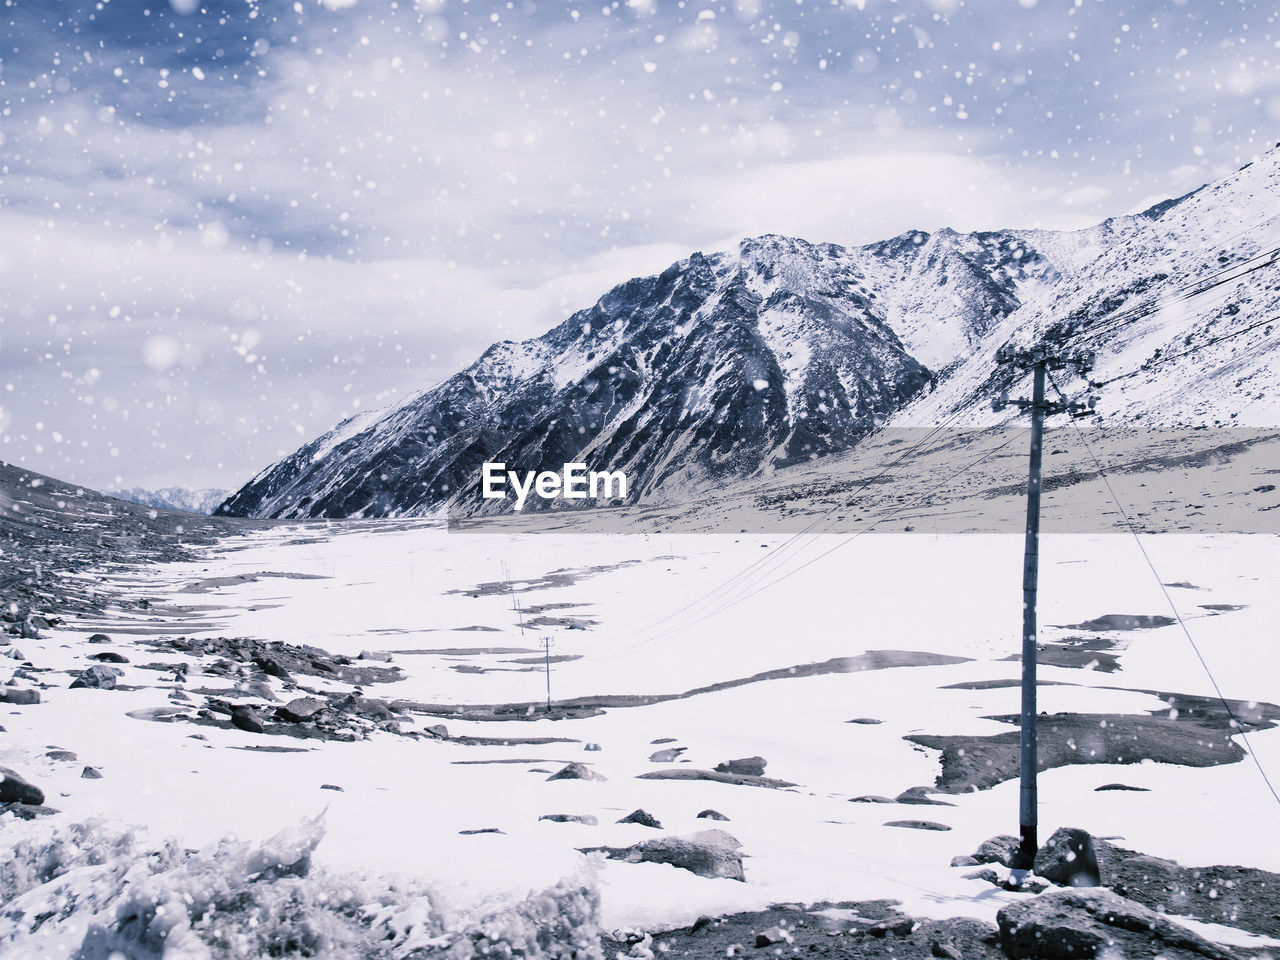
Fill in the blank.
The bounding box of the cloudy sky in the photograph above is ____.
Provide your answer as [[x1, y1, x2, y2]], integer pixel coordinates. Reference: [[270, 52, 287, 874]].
[[2, 0, 1278, 492]]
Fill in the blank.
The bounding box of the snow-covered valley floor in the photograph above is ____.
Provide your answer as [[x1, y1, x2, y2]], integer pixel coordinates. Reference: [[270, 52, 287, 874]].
[[5, 516, 1280, 951]]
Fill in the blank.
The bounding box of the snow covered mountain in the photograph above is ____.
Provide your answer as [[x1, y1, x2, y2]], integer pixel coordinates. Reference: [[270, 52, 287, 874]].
[[217, 233, 1065, 519], [111, 486, 230, 516], [220, 147, 1280, 520]]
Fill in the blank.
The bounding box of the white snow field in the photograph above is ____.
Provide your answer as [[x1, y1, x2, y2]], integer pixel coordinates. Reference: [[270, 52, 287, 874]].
[[5, 498, 1279, 945]]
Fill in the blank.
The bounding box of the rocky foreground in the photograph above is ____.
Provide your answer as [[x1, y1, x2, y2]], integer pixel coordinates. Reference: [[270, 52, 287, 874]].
[[604, 827, 1280, 960], [5, 589, 1280, 959]]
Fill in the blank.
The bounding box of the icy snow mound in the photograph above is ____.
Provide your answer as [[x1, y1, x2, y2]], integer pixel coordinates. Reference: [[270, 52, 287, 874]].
[[0, 813, 601, 960]]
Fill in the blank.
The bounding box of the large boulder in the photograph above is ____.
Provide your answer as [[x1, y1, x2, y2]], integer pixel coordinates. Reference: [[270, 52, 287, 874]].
[[972, 834, 1021, 867], [275, 696, 326, 722], [1035, 827, 1103, 887], [547, 762, 606, 782], [617, 809, 663, 829], [0, 766, 45, 805], [70, 665, 123, 690], [997, 887, 1233, 959], [230, 705, 266, 734], [714, 756, 766, 777], [603, 829, 745, 881], [649, 747, 685, 763]]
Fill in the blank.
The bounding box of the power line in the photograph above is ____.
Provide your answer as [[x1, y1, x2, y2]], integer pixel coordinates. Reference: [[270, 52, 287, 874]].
[[595, 425, 1025, 663], [1093, 313, 1278, 386], [1062, 243, 1280, 350], [1046, 369, 1280, 810], [593, 410, 968, 657]]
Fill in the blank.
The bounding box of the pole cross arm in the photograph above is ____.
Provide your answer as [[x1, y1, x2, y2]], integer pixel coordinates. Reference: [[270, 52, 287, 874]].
[[994, 345, 1097, 374]]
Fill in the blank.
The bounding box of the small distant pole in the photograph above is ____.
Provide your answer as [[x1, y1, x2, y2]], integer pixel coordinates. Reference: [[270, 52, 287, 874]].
[[505, 561, 519, 611], [541, 635, 553, 712]]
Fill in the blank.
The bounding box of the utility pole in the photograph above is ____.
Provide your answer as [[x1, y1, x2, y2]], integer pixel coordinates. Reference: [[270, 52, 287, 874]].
[[541, 635, 554, 713], [993, 345, 1097, 878]]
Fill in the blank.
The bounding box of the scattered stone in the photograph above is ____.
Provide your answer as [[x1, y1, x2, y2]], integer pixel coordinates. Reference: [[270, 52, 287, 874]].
[[253, 654, 291, 678], [70, 665, 123, 690], [14, 620, 41, 640], [617, 809, 663, 829], [884, 820, 951, 831], [866, 917, 916, 938], [964, 868, 1002, 886], [639, 768, 795, 789], [423, 724, 449, 739], [950, 855, 980, 868], [87, 633, 112, 644], [1095, 783, 1150, 792], [753, 927, 791, 948], [895, 785, 956, 806], [649, 747, 686, 763], [81, 766, 103, 780], [45, 749, 77, 762], [997, 887, 1232, 959], [650, 738, 677, 744], [697, 809, 729, 821], [320, 784, 343, 792], [587, 829, 745, 881], [972, 834, 1021, 867], [88, 651, 129, 663], [1, 802, 60, 820], [1066, 614, 1177, 632], [540, 813, 598, 825], [0, 766, 45, 805], [359, 650, 393, 662], [930, 936, 964, 960], [584, 742, 602, 752], [847, 717, 882, 725], [714, 756, 766, 777], [233, 680, 275, 702], [547, 762, 606, 782], [230, 705, 266, 734], [459, 827, 504, 835], [0, 688, 40, 705], [1034, 827, 1103, 887], [275, 696, 326, 723], [850, 794, 894, 804]]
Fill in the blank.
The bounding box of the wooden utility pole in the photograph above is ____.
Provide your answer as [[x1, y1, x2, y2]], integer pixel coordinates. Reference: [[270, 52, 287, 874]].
[[993, 345, 1096, 876]]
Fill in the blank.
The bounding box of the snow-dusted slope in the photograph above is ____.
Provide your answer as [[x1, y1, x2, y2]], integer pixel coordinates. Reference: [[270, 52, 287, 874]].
[[897, 150, 1280, 430], [110, 486, 231, 516], [221, 147, 1280, 520]]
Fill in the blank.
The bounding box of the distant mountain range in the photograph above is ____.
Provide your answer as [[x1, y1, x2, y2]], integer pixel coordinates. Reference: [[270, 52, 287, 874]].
[[111, 486, 230, 516], [217, 147, 1280, 520]]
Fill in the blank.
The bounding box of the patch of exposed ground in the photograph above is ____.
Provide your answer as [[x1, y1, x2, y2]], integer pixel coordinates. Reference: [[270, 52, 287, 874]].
[[445, 559, 645, 597], [399, 650, 970, 721], [178, 572, 328, 593], [908, 692, 1280, 792], [602, 902, 1005, 960]]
